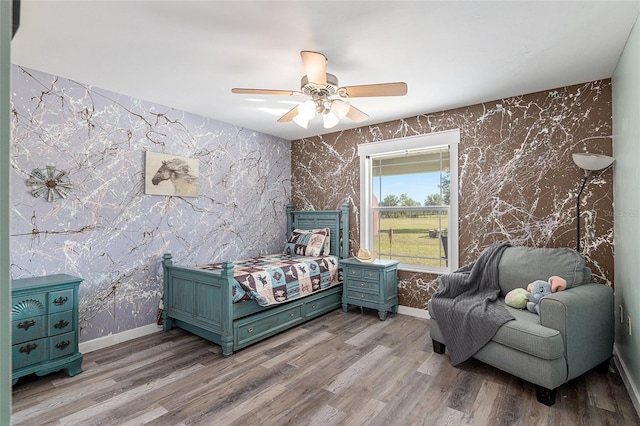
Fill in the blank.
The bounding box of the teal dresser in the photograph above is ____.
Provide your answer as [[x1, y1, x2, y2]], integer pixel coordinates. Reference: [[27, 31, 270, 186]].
[[11, 274, 83, 385], [340, 258, 399, 320]]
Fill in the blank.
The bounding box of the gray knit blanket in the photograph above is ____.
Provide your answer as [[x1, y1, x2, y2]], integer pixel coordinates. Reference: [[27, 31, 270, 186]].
[[430, 242, 514, 366]]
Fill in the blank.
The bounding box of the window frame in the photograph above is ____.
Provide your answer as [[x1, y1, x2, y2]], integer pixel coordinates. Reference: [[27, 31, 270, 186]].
[[358, 129, 459, 273]]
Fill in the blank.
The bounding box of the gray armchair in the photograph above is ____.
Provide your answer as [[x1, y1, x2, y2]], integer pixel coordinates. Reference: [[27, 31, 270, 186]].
[[428, 246, 614, 406]]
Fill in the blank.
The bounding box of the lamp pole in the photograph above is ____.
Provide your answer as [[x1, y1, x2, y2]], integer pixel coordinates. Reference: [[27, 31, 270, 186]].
[[575, 172, 590, 252]]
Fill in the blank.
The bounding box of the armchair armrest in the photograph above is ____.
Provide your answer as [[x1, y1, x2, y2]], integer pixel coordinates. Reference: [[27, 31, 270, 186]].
[[539, 283, 614, 380]]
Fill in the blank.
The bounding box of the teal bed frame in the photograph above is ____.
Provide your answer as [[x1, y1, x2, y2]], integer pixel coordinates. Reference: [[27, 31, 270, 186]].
[[162, 203, 350, 356]]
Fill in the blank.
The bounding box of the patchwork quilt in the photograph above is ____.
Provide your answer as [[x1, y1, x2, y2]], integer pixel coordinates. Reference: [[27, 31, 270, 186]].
[[197, 254, 340, 306]]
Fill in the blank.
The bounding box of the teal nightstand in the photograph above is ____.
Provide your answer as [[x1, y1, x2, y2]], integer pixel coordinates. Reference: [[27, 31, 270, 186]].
[[11, 274, 83, 385], [340, 257, 399, 320]]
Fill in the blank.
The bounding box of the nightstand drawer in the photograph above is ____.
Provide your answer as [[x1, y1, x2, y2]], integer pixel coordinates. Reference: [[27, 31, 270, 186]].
[[345, 267, 380, 281], [49, 311, 74, 336], [346, 289, 380, 302], [49, 289, 74, 314], [13, 338, 48, 369], [51, 332, 76, 359], [347, 280, 380, 292], [12, 316, 46, 345], [361, 269, 380, 280]]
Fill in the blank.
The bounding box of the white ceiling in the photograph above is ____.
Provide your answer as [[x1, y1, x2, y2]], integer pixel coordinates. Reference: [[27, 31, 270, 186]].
[[10, 1, 640, 141]]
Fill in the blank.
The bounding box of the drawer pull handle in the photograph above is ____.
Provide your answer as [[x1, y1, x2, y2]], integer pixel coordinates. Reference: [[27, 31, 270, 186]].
[[53, 296, 69, 306], [289, 312, 295, 317], [311, 304, 316, 309], [19, 343, 38, 355], [360, 283, 365, 287], [247, 327, 254, 333], [17, 319, 36, 331], [54, 319, 70, 329], [366, 272, 375, 277], [361, 294, 366, 298], [55, 340, 71, 350]]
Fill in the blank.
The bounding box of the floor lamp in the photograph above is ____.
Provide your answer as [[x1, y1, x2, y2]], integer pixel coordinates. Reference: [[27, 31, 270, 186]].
[[572, 153, 614, 252]]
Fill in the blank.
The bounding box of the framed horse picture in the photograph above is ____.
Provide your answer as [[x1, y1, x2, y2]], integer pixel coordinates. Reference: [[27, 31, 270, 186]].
[[145, 151, 199, 197]]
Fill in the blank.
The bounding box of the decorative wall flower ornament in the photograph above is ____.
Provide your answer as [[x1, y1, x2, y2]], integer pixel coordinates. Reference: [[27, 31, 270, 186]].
[[27, 166, 72, 202]]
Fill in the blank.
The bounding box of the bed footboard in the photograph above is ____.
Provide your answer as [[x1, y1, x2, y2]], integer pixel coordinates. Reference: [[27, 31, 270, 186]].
[[162, 254, 235, 356]]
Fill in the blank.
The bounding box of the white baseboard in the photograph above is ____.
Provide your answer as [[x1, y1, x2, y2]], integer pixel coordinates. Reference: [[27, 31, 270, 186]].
[[79, 323, 162, 354], [398, 305, 430, 319], [614, 346, 640, 418]]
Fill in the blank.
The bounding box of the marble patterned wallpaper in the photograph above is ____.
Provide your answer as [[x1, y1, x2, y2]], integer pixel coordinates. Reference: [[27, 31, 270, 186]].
[[291, 80, 614, 310], [10, 66, 291, 341]]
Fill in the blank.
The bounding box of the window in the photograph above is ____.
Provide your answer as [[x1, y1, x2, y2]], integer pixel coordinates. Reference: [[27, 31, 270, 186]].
[[358, 130, 459, 273]]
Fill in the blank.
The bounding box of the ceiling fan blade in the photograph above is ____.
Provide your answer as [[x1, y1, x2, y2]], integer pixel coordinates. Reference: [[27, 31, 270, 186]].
[[300, 51, 327, 85], [339, 82, 408, 98], [232, 88, 300, 96], [345, 105, 369, 123], [277, 105, 300, 123]]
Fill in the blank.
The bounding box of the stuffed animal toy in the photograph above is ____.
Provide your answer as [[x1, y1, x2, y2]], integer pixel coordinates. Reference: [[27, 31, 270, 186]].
[[526, 280, 553, 314], [505, 288, 529, 309], [548, 275, 567, 293]]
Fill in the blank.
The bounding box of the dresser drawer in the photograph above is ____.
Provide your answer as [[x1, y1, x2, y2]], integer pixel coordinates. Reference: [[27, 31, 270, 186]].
[[346, 279, 380, 292], [13, 338, 48, 369], [12, 315, 46, 345], [49, 289, 74, 314], [49, 311, 74, 336], [11, 294, 47, 320], [51, 332, 76, 359]]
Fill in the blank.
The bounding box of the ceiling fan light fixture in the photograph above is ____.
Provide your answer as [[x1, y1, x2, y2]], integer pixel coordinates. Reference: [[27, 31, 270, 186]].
[[331, 99, 350, 119], [298, 100, 317, 120], [292, 114, 309, 129], [322, 112, 340, 129], [233, 50, 408, 129]]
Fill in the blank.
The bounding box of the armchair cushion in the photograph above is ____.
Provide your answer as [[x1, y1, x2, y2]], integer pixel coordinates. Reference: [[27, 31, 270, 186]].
[[498, 246, 588, 295], [493, 306, 564, 360]]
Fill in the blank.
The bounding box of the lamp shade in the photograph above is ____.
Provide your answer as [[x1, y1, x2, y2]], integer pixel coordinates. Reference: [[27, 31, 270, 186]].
[[572, 153, 614, 171]]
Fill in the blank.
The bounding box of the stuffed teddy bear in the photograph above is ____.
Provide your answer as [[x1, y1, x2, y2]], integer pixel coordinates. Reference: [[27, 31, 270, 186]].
[[525, 280, 553, 314]]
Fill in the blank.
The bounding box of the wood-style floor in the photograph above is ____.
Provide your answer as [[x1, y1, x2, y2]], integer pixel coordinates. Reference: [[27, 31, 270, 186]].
[[11, 308, 640, 426]]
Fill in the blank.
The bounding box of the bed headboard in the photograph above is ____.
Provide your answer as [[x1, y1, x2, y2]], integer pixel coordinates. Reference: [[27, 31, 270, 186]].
[[286, 203, 350, 259]]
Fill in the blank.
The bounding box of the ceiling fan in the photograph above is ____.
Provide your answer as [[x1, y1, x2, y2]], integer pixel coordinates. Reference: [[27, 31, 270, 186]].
[[231, 51, 408, 129]]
